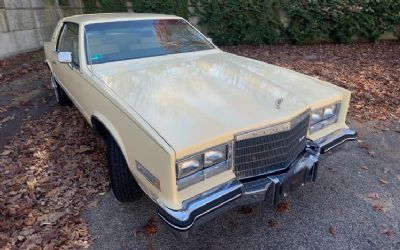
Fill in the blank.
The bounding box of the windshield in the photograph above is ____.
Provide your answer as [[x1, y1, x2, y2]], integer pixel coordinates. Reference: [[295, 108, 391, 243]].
[[84, 19, 215, 64]]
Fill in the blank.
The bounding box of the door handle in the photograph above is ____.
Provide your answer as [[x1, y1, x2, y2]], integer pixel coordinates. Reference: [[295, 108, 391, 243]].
[[52, 60, 59, 65]]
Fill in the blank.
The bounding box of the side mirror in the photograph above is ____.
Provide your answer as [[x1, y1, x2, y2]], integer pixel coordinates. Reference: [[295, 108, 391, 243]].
[[207, 37, 213, 43], [57, 51, 72, 63]]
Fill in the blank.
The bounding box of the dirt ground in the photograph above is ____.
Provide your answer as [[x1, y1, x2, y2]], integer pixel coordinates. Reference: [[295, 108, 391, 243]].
[[0, 43, 399, 249]]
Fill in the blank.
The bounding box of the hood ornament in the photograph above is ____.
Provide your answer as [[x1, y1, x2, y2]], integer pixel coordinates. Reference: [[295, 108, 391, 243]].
[[275, 97, 283, 109]]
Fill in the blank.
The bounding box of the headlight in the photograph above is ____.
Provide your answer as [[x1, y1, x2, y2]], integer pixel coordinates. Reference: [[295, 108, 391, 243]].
[[176, 143, 231, 190], [176, 154, 203, 179], [310, 103, 341, 133], [322, 104, 338, 119], [204, 145, 227, 167], [311, 111, 323, 125]]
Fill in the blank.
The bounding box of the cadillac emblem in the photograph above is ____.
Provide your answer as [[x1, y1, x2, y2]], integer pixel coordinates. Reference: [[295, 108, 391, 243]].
[[275, 97, 283, 109]]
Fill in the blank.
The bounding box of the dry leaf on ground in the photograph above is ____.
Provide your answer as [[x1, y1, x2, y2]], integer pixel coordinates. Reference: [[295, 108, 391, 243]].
[[329, 225, 337, 236], [276, 202, 290, 213]]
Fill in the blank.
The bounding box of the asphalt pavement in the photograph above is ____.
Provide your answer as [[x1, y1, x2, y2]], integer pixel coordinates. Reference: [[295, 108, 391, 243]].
[[84, 120, 400, 250]]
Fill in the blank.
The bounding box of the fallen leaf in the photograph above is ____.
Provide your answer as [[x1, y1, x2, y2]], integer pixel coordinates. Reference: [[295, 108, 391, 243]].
[[378, 225, 394, 236], [77, 145, 92, 154], [329, 225, 337, 236], [238, 205, 253, 214], [267, 219, 278, 228], [17, 235, 26, 241], [0, 149, 12, 156], [0, 232, 10, 241], [379, 179, 388, 186], [373, 203, 385, 212], [142, 217, 158, 236], [367, 193, 380, 200], [24, 213, 36, 226], [360, 165, 369, 170], [368, 151, 378, 157], [276, 202, 290, 213], [358, 142, 371, 149], [87, 200, 98, 208]]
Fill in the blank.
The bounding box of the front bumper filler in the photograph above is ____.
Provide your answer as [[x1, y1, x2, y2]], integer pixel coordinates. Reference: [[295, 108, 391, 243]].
[[157, 128, 356, 233]]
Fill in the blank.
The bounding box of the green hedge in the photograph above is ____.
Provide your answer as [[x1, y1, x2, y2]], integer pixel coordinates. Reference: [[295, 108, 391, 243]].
[[284, 0, 400, 44], [193, 0, 282, 45], [131, 0, 188, 19], [82, 0, 400, 45]]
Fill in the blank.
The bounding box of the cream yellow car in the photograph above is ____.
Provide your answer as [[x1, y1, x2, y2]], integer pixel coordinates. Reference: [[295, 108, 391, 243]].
[[44, 13, 357, 235]]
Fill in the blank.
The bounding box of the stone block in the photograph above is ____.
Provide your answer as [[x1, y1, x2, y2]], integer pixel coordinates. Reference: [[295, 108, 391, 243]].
[[5, 0, 31, 9], [38, 26, 53, 42], [31, 0, 45, 8], [61, 7, 81, 17], [0, 29, 41, 58], [33, 8, 59, 28], [6, 9, 36, 31], [0, 9, 9, 32], [4, 0, 44, 9], [67, 0, 83, 8], [14, 28, 41, 49]]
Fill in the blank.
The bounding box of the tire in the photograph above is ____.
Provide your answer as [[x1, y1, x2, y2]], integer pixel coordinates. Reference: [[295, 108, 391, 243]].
[[51, 75, 72, 106], [106, 134, 143, 202]]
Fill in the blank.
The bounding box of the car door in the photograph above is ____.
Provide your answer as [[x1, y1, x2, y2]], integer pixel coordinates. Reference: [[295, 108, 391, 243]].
[[52, 22, 90, 119]]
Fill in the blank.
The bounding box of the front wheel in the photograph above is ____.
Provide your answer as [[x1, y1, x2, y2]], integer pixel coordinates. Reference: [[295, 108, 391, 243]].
[[51, 75, 72, 106], [106, 135, 143, 202]]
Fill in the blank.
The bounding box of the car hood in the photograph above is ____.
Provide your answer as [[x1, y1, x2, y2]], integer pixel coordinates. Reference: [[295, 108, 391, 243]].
[[92, 49, 347, 158]]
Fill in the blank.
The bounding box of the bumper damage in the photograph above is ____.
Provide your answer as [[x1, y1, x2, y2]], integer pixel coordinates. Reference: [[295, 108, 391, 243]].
[[157, 128, 357, 235]]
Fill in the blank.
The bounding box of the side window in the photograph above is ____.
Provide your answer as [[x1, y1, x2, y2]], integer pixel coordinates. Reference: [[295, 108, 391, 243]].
[[57, 23, 80, 67]]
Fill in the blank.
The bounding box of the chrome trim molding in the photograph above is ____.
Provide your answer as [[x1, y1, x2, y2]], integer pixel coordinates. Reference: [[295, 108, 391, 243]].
[[158, 193, 242, 231], [136, 161, 161, 191], [157, 180, 242, 229], [235, 110, 310, 141], [315, 128, 357, 153]]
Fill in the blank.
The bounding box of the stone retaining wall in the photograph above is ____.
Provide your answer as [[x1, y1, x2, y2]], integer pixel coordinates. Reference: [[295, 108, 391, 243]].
[[0, 0, 82, 58]]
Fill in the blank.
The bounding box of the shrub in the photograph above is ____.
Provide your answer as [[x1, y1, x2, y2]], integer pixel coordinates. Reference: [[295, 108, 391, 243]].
[[283, 0, 400, 43], [193, 0, 283, 45], [81, 0, 400, 45], [131, 0, 188, 19]]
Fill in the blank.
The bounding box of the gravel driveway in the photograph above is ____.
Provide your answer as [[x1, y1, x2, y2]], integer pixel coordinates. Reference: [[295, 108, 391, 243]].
[[84, 120, 400, 250]]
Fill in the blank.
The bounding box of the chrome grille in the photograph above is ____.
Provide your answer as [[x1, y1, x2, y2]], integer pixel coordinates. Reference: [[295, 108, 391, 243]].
[[234, 112, 310, 180]]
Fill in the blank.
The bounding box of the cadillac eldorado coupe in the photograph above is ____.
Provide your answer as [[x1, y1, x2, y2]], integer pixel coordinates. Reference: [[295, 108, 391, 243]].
[[44, 13, 357, 235]]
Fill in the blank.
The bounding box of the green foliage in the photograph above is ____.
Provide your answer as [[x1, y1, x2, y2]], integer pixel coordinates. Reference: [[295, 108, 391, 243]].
[[83, 0, 98, 13], [99, 0, 127, 12], [80, 0, 400, 45], [192, 0, 283, 45], [283, 0, 400, 43], [131, 0, 188, 19]]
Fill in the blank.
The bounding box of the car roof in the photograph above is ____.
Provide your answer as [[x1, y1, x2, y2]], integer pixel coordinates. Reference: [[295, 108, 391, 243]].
[[62, 13, 181, 25]]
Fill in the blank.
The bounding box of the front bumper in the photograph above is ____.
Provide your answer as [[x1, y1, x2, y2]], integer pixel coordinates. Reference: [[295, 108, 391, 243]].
[[157, 128, 357, 234]]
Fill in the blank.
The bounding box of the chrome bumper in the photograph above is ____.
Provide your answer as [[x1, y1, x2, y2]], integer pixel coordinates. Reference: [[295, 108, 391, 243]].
[[157, 128, 356, 235], [315, 128, 357, 154]]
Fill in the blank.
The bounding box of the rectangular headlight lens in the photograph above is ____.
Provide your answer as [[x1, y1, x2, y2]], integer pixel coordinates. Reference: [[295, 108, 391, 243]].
[[310, 103, 341, 133], [176, 154, 203, 179], [204, 145, 227, 168], [323, 104, 339, 119]]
